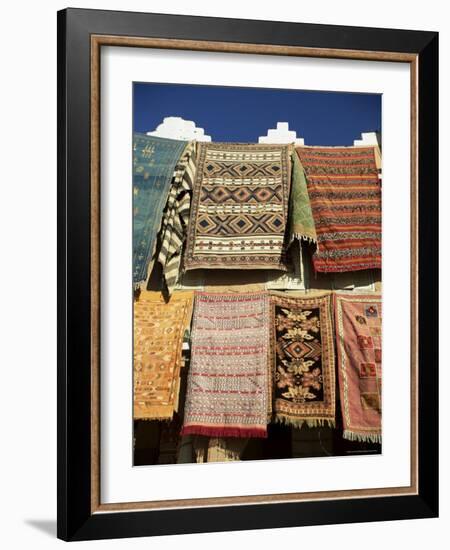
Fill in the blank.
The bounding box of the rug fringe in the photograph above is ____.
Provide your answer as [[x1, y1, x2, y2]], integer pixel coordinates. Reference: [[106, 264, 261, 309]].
[[181, 425, 267, 439], [343, 430, 382, 444], [291, 232, 317, 245], [134, 406, 175, 422], [134, 415, 174, 422], [274, 415, 335, 429]]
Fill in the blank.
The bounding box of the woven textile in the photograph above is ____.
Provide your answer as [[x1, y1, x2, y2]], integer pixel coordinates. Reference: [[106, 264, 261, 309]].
[[270, 292, 335, 428], [296, 146, 381, 273], [184, 143, 291, 271], [133, 291, 194, 420], [289, 151, 317, 245], [133, 134, 187, 288], [334, 293, 382, 443], [182, 292, 271, 438], [157, 141, 197, 295]]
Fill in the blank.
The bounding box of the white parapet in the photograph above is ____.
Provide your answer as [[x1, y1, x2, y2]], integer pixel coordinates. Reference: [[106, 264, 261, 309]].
[[353, 132, 380, 146], [147, 116, 212, 142], [258, 122, 305, 145]]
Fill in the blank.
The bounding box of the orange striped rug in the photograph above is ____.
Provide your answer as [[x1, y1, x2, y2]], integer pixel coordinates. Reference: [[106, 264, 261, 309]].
[[296, 146, 381, 273]]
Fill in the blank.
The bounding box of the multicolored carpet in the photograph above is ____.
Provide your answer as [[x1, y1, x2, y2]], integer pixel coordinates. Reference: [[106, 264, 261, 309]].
[[334, 293, 382, 443], [270, 292, 335, 428], [296, 146, 381, 273], [182, 291, 271, 438], [184, 143, 291, 271]]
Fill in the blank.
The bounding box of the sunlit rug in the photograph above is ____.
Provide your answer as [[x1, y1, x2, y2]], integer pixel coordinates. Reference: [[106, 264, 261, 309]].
[[270, 291, 335, 428], [296, 146, 381, 273], [133, 133, 187, 288], [133, 291, 194, 420], [334, 292, 382, 443], [182, 291, 271, 438], [156, 141, 197, 295], [184, 143, 291, 271]]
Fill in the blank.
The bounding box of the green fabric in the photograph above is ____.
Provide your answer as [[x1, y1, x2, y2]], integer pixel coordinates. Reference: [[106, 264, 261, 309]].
[[289, 151, 317, 245]]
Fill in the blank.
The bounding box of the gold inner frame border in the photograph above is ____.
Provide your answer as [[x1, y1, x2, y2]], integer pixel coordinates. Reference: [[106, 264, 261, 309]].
[[90, 35, 418, 514]]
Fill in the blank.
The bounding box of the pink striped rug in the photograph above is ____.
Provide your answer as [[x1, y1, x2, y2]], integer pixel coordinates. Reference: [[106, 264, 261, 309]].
[[181, 291, 270, 438]]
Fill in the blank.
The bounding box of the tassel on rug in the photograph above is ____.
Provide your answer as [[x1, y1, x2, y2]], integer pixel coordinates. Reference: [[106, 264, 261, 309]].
[[343, 430, 382, 444], [274, 415, 335, 430]]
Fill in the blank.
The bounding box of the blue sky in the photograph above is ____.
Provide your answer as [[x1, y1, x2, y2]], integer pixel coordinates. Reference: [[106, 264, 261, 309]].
[[133, 82, 381, 146]]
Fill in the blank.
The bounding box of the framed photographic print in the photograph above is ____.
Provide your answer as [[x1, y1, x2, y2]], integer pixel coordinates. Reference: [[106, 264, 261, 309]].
[[57, 8, 439, 541]]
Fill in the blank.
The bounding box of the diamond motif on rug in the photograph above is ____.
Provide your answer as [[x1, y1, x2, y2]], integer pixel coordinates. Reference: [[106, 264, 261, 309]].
[[185, 143, 291, 270]]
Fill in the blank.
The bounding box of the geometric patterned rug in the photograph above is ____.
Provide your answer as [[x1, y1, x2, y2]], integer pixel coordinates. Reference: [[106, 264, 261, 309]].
[[184, 143, 292, 271], [181, 291, 271, 438], [270, 291, 336, 428], [133, 290, 194, 420], [334, 292, 382, 443]]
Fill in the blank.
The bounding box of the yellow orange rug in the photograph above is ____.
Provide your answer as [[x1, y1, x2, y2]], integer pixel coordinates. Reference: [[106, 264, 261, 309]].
[[134, 291, 194, 420]]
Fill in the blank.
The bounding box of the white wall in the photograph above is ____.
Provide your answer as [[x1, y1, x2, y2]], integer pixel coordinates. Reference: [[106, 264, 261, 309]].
[[258, 122, 305, 144], [147, 118, 307, 144], [147, 116, 212, 141], [354, 132, 380, 146], [0, 1, 446, 549]]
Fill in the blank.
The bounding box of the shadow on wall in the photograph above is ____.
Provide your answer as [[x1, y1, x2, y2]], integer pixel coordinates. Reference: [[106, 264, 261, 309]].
[[24, 519, 56, 538]]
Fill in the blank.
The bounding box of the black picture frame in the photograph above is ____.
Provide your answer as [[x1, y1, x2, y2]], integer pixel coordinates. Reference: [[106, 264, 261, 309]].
[[57, 7, 438, 541]]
